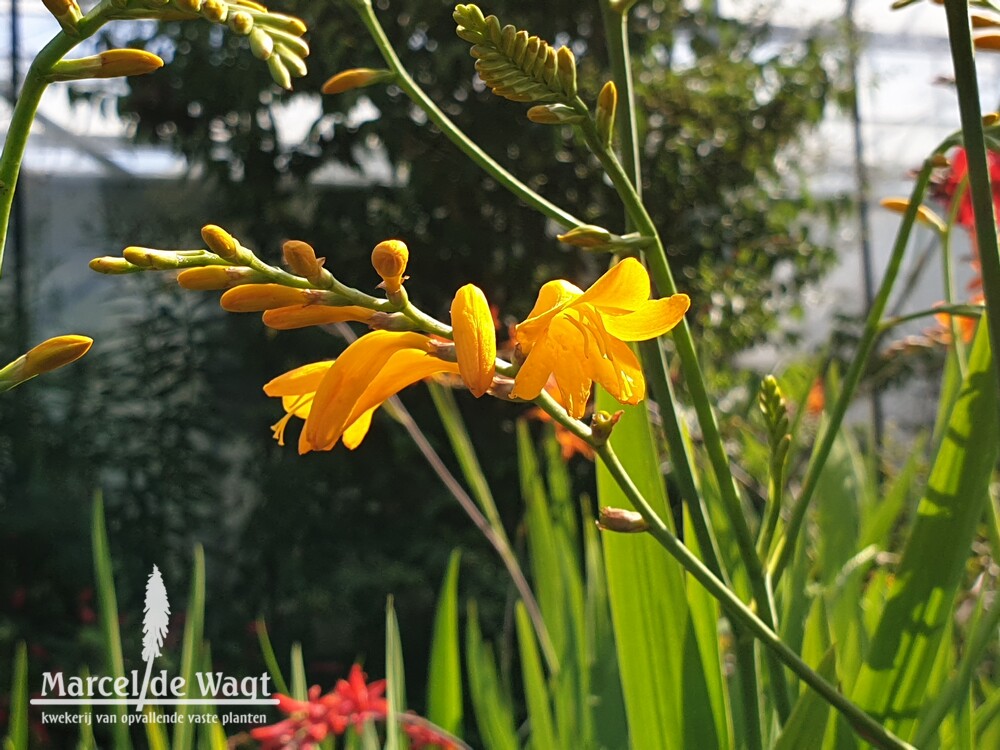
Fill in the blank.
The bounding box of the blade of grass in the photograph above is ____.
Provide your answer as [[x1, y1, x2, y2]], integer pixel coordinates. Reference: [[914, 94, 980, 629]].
[[6, 642, 27, 750], [851, 321, 998, 739], [426, 550, 463, 737], [289, 643, 307, 702], [464, 603, 518, 750], [171, 544, 205, 750], [255, 618, 290, 697], [385, 596, 409, 750], [91, 493, 130, 748], [514, 602, 559, 748]]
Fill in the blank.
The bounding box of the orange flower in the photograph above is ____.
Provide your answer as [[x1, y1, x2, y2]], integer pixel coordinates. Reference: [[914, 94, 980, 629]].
[[264, 331, 459, 453], [511, 258, 689, 418]]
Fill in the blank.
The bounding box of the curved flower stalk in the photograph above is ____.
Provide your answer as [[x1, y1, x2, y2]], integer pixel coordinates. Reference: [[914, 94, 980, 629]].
[[91, 228, 690, 447], [0, 0, 308, 274]]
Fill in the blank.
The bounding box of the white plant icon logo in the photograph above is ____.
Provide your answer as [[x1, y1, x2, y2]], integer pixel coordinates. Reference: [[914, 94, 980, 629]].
[[136, 565, 170, 712]]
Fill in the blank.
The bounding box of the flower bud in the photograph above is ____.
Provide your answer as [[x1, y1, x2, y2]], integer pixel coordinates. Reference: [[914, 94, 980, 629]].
[[974, 32, 1000, 52], [879, 197, 946, 233], [41, 0, 83, 35], [0, 335, 93, 391], [256, 13, 307, 36], [177, 266, 265, 290], [48, 50, 164, 81], [322, 68, 396, 95], [556, 224, 614, 248], [275, 46, 307, 79], [249, 28, 274, 60], [597, 507, 649, 533], [200, 0, 227, 23], [590, 410, 623, 445], [201, 224, 244, 263], [973, 13, 1000, 29], [89, 257, 142, 274], [220, 284, 344, 312], [262, 304, 376, 330], [450, 284, 497, 398], [228, 11, 254, 35], [556, 46, 577, 98], [267, 54, 292, 90], [526, 104, 584, 126], [174, 0, 202, 12], [282, 240, 326, 281], [371, 240, 409, 295], [596, 81, 617, 147], [234, 0, 267, 10]]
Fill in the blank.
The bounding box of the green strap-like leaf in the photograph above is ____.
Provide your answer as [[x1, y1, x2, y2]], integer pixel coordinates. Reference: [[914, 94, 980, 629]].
[[426, 550, 463, 737], [851, 321, 998, 739]]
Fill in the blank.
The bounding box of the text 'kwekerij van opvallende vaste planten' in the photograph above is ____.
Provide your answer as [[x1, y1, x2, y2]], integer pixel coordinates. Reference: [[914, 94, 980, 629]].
[[3, 1, 1000, 749]]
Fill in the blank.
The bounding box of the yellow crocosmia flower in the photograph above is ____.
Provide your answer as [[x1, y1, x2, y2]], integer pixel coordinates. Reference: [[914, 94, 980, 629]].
[[511, 258, 690, 418], [262, 305, 375, 330], [450, 284, 496, 397], [263, 331, 459, 453], [371, 240, 409, 294]]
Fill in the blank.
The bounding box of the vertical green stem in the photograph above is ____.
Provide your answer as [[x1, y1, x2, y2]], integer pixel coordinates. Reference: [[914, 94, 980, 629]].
[[942, 179, 970, 378], [769, 158, 937, 585], [587, 438, 914, 750], [593, 0, 787, 725], [943, 0, 1000, 399]]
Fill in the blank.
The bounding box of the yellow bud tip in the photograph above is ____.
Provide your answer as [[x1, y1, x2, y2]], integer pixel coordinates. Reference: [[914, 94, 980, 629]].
[[201, 224, 241, 262], [22, 335, 93, 379], [450, 284, 497, 398], [98, 49, 164, 77], [371, 240, 409, 294], [322, 68, 391, 95], [282, 240, 323, 279]]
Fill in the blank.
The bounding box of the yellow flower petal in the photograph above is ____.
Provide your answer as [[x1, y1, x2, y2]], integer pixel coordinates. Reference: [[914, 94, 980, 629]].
[[263, 360, 334, 397], [602, 294, 690, 341], [342, 408, 376, 450], [576, 258, 651, 312], [262, 305, 375, 330], [305, 331, 430, 450], [451, 284, 497, 397], [515, 280, 582, 353]]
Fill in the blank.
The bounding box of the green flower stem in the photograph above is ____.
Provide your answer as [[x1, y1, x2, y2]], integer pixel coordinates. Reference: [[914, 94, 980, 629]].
[[592, 0, 783, 726], [0, 29, 85, 274], [637, 340, 730, 586], [942, 178, 970, 377], [878, 303, 984, 333], [943, 0, 1000, 397], [572, 101, 791, 720], [352, 0, 583, 229], [586, 437, 915, 750], [756, 450, 787, 561], [770, 156, 938, 586]]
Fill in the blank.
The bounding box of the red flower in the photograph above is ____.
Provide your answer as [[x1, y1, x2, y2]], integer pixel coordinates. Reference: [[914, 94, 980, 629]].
[[935, 147, 1000, 232], [251, 664, 457, 749]]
